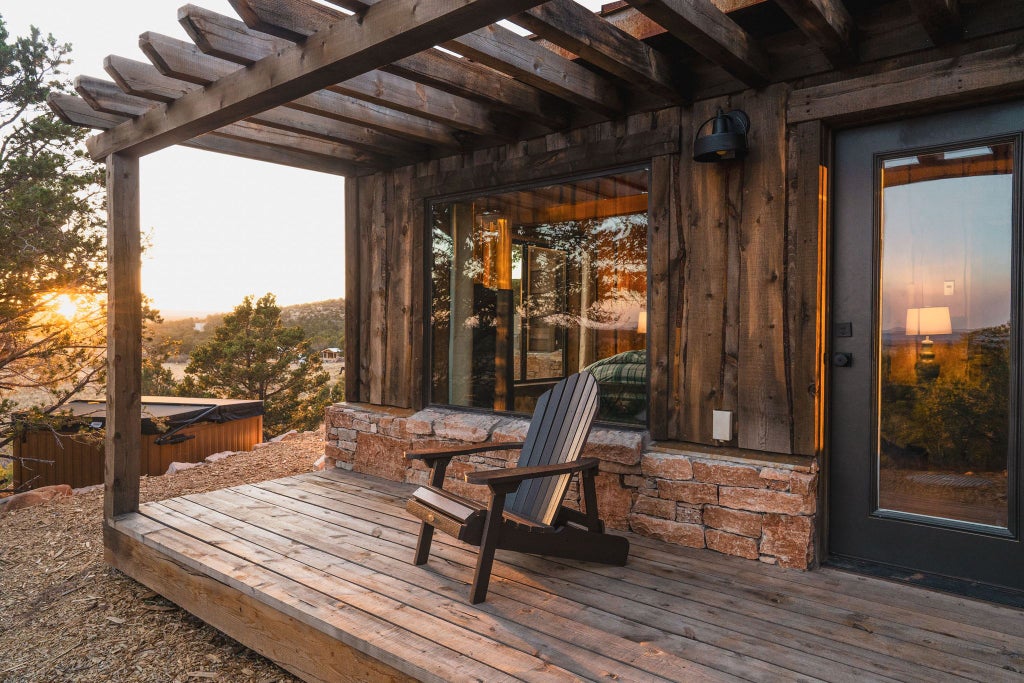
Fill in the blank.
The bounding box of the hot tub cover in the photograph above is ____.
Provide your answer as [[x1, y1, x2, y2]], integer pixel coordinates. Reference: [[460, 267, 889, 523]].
[[54, 396, 264, 435]]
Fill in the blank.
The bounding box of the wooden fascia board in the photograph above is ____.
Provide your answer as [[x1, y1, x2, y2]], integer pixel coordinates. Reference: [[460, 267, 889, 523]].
[[787, 43, 1024, 125], [216, 0, 569, 129], [513, 0, 687, 105], [48, 94, 355, 175], [624, 0, 770, 87], [85, 0, 549, 160], [773, 0, 856, 67]]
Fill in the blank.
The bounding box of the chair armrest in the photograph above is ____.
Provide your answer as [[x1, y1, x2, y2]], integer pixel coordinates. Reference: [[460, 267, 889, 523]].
[[405, 442, 524, 462], [465, 457, 599, 486]]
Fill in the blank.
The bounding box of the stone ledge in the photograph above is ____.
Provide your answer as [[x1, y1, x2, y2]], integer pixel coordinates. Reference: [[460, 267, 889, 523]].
[[647, 441, 817, 473]]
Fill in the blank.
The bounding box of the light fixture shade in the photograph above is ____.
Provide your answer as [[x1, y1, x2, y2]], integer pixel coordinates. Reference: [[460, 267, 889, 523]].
[[905, 306, 952, 336], [693, 109, 750, 162], [637, 310, 647, 334]]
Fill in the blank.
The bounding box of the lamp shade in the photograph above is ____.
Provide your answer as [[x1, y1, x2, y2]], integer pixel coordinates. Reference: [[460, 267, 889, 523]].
[[693, 109, 750, 162], [905, 307, 952, 336]]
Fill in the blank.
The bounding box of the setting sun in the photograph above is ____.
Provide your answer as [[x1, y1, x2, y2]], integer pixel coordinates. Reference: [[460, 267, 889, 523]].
[[54, 294, 78, 320]]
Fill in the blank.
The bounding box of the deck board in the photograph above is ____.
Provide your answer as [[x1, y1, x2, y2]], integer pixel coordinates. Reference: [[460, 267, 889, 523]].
[[106, 470, 1024, 682]]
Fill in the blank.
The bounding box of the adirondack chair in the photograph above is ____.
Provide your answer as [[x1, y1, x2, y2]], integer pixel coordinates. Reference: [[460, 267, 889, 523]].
[[405, 371, 629, 603]]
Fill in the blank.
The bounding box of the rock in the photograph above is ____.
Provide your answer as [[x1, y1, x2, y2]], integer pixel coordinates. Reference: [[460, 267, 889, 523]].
[[702, 505, 763, 538], [692, 461, 765, 488], [628, 513, 705, 548], [0, 484, 73, 515], [313, 455, 327, 471], [641, 453, 693, 480], [72, 484, 104, 496], [656, 480, 718, 505], [166, 461, 200, 475], [204, 451, 234, 463], [706, 529, 760, 560]]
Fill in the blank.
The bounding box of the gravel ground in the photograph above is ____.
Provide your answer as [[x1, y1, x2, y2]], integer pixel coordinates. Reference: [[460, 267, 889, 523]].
[[0, 430, 327, 682]]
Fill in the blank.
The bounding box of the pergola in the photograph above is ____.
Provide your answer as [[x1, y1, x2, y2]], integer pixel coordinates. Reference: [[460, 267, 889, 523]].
[[48, 0, 987, 522]]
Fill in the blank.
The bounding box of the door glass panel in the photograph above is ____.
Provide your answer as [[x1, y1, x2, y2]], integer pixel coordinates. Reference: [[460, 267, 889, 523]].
[[877, 140, 1015, 529]]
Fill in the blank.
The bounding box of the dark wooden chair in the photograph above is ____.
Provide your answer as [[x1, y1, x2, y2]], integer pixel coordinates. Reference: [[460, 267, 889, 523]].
[[405, 371, 629, 603]]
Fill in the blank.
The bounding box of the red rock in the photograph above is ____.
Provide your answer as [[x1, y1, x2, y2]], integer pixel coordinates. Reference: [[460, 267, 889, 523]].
[[632, 495, 675, 519], [657, 480, 718, 505], [719, 487, 815, 515], [1, 485, 73, 515], [759, 467, 791, 483], [640, 453, 693, 480], [675, 505, 703, 525], [790, 472, 818, 496], [706, 529, 759, 559], [692, 461, 764, 488], [628, 514, 705, 548], [594, 472, 632, 530], [760, 514, 814, 569], [324, 442, 353, 465], [434, 413, 500, 442], [353, 432, 408, 481], [703, 505, 763, 538]]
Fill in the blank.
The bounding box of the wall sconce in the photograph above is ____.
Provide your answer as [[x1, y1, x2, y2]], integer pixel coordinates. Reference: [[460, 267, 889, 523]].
[[905, 306, 952, 382], [693, 108, 750, 163]]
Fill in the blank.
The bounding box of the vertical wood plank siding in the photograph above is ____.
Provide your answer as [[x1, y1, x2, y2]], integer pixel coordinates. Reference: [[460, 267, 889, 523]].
[[345, 99, 825, 455]]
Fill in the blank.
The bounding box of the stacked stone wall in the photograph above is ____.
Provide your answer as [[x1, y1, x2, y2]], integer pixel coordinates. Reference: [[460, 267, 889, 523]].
[[326, 403, 818, 569]]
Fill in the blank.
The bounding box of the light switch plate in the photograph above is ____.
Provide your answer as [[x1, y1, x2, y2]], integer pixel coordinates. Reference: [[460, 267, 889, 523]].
[[944, 280, 955, 296], [713, 410, 733, 441]]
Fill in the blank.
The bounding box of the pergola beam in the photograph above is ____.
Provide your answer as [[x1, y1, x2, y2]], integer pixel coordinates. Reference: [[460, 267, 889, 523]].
[[50, 93, 359, 175], [773, 0, 856, 66], [624, 0, 770, 87], [86, 0, 549, 160], [233, 0, 624, 117], [908, 0, 962, 45], [139, 33, 500, 145], [513, 0, 687, 104], [182, 4, 569, 131], [105, 55, 460, 151]]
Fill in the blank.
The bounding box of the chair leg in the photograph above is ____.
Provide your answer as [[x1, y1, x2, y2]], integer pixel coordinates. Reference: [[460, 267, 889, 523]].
[[413, 521, 435, 566], [469, 489, 508, 604]]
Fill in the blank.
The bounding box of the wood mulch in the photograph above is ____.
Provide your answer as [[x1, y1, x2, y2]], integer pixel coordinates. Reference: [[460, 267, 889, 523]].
[[0, 430, 326, 683]]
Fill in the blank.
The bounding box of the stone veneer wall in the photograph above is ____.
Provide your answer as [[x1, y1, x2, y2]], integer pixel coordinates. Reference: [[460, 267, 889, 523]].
[[325, 403, 819, 569]]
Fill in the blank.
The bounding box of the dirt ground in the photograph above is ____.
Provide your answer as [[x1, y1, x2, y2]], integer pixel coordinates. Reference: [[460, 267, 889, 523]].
[[0, 430, 328, 682]]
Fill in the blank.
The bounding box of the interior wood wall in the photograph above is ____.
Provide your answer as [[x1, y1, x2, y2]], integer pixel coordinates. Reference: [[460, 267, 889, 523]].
[[345, 99, 823, 456]]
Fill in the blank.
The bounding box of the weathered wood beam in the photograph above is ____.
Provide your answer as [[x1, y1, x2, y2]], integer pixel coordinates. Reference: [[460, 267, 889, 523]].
[[104, 152, 142, 520], [86, 0, 550, 160], [624, 0, 770, 87], [182, 4, 569, 131], [141, 32, 508, 141], [83, 71, 390, 167], [80, 69, 418, 158], [104, 55, 459, 150], [49, 94, 357, 175], [788, 44, 1024, 124], [233, 0, 624, 116], [513, 0, 686, 104], [773, 0, 856, 66], [908, 0, 963, 45]]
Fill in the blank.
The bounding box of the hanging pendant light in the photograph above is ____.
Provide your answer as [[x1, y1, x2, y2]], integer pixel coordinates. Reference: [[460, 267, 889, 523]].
[[693, 108, 750, 162]]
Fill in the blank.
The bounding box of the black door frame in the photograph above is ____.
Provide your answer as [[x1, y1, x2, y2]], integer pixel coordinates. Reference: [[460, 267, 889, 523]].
[[826, 100, 1024, 599]]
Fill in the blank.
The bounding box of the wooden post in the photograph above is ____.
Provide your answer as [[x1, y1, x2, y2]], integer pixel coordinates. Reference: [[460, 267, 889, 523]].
[[104, 153, 142, 520]]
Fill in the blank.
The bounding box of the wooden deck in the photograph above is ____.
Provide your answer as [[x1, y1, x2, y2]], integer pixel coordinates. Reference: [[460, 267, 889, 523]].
[[104, 469, 1024, 682]]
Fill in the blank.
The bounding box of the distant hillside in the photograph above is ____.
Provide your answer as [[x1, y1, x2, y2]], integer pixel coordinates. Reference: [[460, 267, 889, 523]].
[[148, 298, 345, 362]]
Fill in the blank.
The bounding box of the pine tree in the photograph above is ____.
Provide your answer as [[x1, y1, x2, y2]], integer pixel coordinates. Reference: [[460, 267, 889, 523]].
[[179, 294, 333, 439]]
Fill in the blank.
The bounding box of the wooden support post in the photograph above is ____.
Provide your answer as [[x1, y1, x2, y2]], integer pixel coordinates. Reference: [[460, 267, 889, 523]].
[[104, 153, 142, 520]]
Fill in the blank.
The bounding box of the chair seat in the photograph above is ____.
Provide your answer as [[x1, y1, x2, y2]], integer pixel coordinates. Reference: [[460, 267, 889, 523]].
[[407, 486, 554, 546]]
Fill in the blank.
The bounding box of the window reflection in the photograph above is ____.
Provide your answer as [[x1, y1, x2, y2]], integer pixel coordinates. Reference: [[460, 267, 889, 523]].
[[431, 170, 649, 424], [877, 140, 1014, 528]]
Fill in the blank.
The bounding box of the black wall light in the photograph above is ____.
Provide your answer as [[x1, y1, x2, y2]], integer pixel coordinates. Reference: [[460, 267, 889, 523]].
[[693, 108, 750, 162]]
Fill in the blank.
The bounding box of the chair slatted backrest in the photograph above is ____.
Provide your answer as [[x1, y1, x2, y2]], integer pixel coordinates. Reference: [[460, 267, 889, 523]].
[[504, 371, 600, 526]]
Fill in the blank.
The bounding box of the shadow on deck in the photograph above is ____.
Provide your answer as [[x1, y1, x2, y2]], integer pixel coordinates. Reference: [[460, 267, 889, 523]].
[[104, 469, 1024, 682]]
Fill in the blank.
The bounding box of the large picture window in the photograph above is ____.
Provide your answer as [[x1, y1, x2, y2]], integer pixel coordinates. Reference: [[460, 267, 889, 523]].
[[430, 169, 649, 425]]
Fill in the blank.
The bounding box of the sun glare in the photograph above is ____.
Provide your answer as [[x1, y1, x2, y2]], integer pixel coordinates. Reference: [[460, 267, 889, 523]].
[[54, 294, 79, 321]]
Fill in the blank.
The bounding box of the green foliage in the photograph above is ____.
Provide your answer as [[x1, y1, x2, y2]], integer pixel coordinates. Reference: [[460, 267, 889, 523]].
[[280, 298, 345, 351], [0, 15, 107, 452], [179, 294, 332, 439]]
